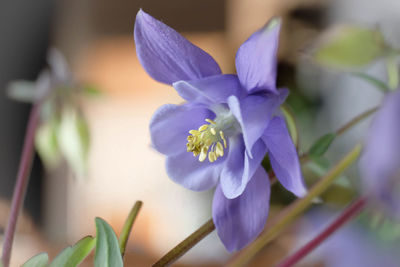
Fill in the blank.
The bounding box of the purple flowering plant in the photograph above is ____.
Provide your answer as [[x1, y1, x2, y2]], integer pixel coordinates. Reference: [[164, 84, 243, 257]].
[[6, 7, 400, 267], [134, 9, 306, 251], [360, 89, 400, 218]]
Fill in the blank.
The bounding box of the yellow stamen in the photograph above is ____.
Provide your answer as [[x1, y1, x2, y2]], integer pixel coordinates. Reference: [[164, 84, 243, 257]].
[[205, 118, 216, 124], [199, 146, 208, 162], [208, 151, 216, 162], [186, 118, 228, 163], [220, 131, 227, 148], [216, 142, 224, 157], [198, 124, 208, 131]]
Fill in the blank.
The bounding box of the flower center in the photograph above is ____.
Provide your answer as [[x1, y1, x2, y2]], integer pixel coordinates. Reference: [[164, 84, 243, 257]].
[[186, 109, 239, 163], [186, 118, 227, 162]]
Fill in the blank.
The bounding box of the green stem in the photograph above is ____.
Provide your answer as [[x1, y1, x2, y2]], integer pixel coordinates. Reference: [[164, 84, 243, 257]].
[[228, 144, 362, 267], [335, 106, 379, 136], [153, 219, 215, 267], [118, 201, 143, 257], [300, 106, 378, 163], [387, 57, 399, 90]]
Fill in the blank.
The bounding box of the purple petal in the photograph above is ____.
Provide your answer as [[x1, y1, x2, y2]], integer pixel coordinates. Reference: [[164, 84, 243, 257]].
[[150, 104, 214, 156], [213, 166, 270, 252], [220, 136, 267, 199], [227, 93, 283, 157], [263, 116, 306, 197], [47, 48, 71, 83], [134, 10, 221, 84], [360, 91, 400, 216], [235, 18, 281, 94], [173, 74, 243, 105], [166, 149, 225, 191]]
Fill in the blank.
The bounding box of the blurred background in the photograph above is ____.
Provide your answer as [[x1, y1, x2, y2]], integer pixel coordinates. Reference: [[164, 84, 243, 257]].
[[1, 0, 400, 266]]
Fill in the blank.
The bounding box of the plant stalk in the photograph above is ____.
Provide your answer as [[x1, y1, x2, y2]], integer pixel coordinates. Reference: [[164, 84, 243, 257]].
[[336, 107, 379, 136], [119, 201, 143, 257], [153, 219, 215, 266], [276, 196, 367, 267], [228, 144, 362, 267], [2, 104, 40, 267]]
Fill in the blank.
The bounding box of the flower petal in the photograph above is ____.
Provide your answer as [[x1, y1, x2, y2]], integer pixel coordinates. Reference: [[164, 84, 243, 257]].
[[166, 149, 225, 191], [235, 18, 281, 94], [47, 48, 71, 83], [220, 136, 267, 199], [227, 93, 283, 157], [360, 91, 400, 216], [213, 166, 270, 252], [263, 116, 307, 197], [173, 74, 243, 105], [134, 10, 221, 84], [150, 104, 214, 156]]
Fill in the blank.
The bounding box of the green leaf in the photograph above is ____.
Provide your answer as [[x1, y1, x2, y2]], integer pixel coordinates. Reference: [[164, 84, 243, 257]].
[[21, 253, 49, 267], [315, 26, 385, 68], [81, 85, 102, 96], [307, 157, 331, 176], [35, 119, 61, 169], [386, 57, 399, 90], [94, 218, 123, 267], [352, 72, 389, 92], [58, 107, 90, 176], [49, 236, 96, 267], [309, 133, 336, 158]]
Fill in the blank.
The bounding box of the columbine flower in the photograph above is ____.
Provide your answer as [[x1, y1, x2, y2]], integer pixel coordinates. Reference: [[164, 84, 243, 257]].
[[360, 90, 400, 219], [135, 10, 306, 251]]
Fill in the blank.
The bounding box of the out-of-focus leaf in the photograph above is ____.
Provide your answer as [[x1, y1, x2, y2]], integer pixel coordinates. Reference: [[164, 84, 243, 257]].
[[352, 72, 389, 92], [320, 183, 355, 205], [35, 119, 61, 168], [21, 253, 49, 267], [307, 157, 331, 177], [315, 26, 385, 68], [281, 105, 299, 148], [7, 81, 37, 103], [58, 108, 90, 176], [49, 236, 95, 267], [359, 212, 400, 243], [309, 133, 336, 158], [386, 57, 399, 90], [94, 218, 123, 267], [82, 85, 102, 96], [307, 157, 350, 188]]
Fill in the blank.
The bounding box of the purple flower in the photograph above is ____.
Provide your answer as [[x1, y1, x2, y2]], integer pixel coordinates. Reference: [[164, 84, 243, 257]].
[[360, 90, 400, 219], [134, 10, 306, 251], [296, 209, 400, 267]]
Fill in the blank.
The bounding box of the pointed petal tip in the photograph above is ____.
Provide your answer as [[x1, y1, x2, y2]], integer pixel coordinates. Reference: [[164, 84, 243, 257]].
[[235, 17, 281, 93], [294, 184, 307, 198], [134, 9, 221, 84], [266, 17, 281, 30]]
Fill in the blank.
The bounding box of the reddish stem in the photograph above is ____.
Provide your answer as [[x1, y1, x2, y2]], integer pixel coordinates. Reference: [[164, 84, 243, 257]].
[[2, 104, 40, 267], [277, 196, 367, 267]]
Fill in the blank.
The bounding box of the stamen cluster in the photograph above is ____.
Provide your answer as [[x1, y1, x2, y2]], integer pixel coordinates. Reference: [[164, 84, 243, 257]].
[[186, 118, 227, 163]]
